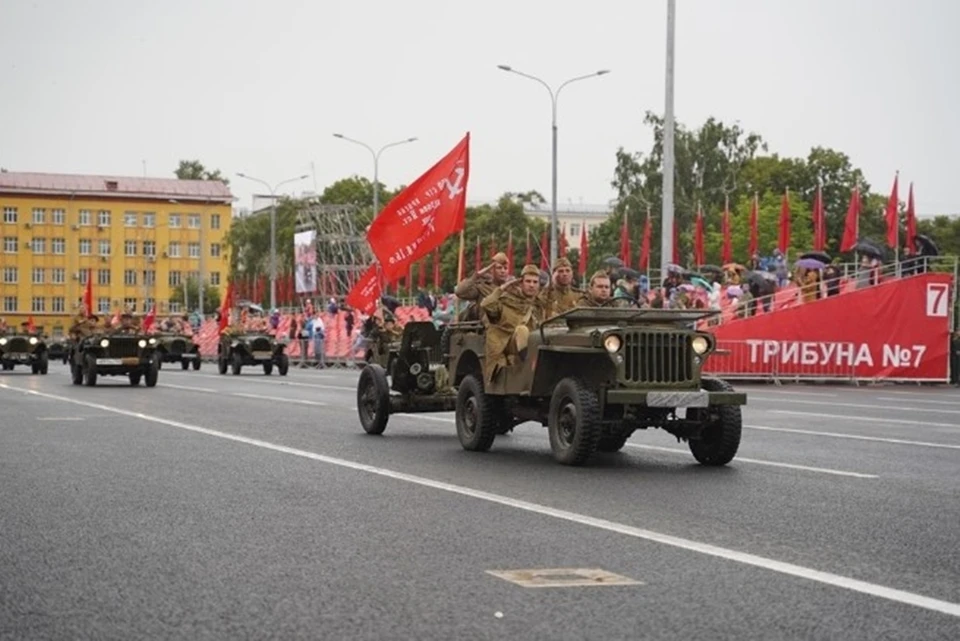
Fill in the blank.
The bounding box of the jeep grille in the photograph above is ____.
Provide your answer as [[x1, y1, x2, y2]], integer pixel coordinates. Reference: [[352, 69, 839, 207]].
[[169, 339, 186, 354], [5, 337, 30, 352], [105, 338, 141, 358], [622, 331, 694, 385], [250, 337, 271, 352]]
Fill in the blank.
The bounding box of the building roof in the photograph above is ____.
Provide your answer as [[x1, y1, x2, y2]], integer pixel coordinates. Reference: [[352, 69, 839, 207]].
[[0, 170, 233, 204]]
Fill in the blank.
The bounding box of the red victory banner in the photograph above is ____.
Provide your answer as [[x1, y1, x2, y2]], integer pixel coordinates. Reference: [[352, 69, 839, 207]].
[[345, 264, 382, 315], [366, 133, 470, 281]]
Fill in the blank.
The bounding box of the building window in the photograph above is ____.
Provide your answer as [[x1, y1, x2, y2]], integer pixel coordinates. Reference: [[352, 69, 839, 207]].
[[79, 239, 92, 255], [51, 297, 65, 313], [79, 209, 91, 226], [3, 267, 17, 283], [32, 208, 46, 224], [143, 240, 156, 257], [569, 224, 580, 237], [97, 297, 110, 314], [188, 242, 200, 258], [169, 214, 181, 228], [3, 207, 17, 223], [210, 214, 221, 230], [3, 296, 17, 312], [123, 297, 137, 312], [210, 271, 221, 286], [52, 208, 65, 225], [124, 240, 137, 256], [143, 270, 156, 286], [143, 213, 155, 228], [52, 238, 66, 254], [168, 242, 181, 258], [124, 269, 137, 286], [51, 268, 65, 284], [169, 270, 181, 286], [144, 297, 155, 312], [124, 212, 138, 227], [188, 214, 201, 229], [32, 268, 45, 284], [187, 270, 199, 283], [79, 269, 89, 285], [210, 243, 221, 258], [3, 236, 16, 253], [98, 239, 111, 256], [169, 301, 182, 313], [97, 269, 111, 286], [98, 210, 111, 226], [31, 297, 46, 313], [32, 237, 46, 254]]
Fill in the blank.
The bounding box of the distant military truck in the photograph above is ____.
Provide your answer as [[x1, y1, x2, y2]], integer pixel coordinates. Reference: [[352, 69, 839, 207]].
[[217, 331, 290, 376], [154, 333, 202, 370], [0, 331, 49, 374], [70, 332, 160, 387]]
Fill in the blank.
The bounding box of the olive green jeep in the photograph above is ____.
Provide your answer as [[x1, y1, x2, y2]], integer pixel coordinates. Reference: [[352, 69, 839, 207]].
[[70, 331, 160, 387], [154, 333, 202, 370], [0, 331, 49, 374], [217, 332, 290, 376]]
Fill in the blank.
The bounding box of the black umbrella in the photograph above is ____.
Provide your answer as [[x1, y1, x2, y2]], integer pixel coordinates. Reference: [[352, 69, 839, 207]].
[[800, 251, 831, 264], [602, 256, 625, 269], [380, 295, 401, 313], [914, 234, 939, 256], [853, 240, 884, 259], [620, 267, 641, 280], [699, 264, 723, 275], [746, 270, 777, 284]]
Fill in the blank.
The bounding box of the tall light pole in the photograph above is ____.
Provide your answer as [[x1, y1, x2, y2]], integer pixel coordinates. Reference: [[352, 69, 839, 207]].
[[661, 0, 677, 277], [236, 173, 309, 310], [332, 134, 418, 216], [497, 64, 610, 267]]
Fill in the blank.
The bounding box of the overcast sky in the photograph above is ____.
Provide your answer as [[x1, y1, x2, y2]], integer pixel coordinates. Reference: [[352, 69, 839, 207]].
[[1, 0, 956, 218]]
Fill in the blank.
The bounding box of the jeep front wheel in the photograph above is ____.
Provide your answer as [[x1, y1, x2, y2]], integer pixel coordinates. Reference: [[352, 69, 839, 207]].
[[688, 377, 742, 466], [357, 364, 390, 435], [548, 378, 601, 466], [455, 375, 498, 452]]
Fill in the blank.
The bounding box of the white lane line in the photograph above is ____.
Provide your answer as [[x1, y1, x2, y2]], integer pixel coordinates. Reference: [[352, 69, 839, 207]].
[[768, 410, 960, 429], [624, 444, 877, 479], [231, 392, 327, 406], [36, 417, 84, 421], [395, 413, 875, 478], [395, 413, 458, 424], [186, 371, 356, 392], [0, 382, 955, 619], [877, 397, 960, 407], [744, 390, 839, 398], [745, 424, 960, 451], [748, 398, 960, 415], [161, 383, 217, 393]]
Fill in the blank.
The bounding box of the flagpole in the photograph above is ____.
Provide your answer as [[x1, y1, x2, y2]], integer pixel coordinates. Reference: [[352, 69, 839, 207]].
[[457, 230, 465, 282]]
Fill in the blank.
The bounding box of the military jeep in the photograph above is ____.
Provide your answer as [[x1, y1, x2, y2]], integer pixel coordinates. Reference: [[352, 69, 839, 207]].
[[0, 332, 50, 374], [70, 332, 160, 387], [154, 333, 202, 370], [356, 321, 458, 434], [445, 307, 746, 466], [218, 332, 290, 376]]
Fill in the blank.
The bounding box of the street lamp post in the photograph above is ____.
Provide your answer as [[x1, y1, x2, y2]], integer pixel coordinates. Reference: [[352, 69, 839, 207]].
[[332, 134, 418, 216], [661, 0, 677, 278], [236, 173, 309, 311], [497, 65, 610, 267]]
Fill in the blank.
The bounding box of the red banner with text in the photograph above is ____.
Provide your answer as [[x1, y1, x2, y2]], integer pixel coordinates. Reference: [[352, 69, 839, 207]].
[[703, 274, 953, 380]]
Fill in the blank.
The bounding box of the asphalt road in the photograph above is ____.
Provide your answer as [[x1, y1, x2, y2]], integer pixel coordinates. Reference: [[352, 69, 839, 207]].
[[1, 363, 959, 640]]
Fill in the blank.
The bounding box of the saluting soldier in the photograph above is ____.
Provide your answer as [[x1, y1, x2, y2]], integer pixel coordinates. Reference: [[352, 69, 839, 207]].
[[455, 252, 510, 321], [538, 257, 582, 319], [577, 271, 614, 307], [479, 264, 543, 383], [68, 313, 98, 340]]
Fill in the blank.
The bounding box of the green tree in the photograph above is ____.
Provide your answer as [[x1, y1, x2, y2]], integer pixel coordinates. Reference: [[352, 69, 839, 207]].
[[225, 197, 305, 281], [168, 278, 222, 314], [174, 160, 229, 185]]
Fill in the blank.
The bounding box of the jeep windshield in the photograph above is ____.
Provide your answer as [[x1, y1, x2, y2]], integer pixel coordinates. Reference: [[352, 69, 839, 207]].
[[541, 307, 720, 329]]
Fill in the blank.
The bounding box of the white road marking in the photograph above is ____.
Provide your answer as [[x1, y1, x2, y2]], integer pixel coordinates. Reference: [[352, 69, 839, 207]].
[[769, 410, 960, 429], [161, 383, 217, 393], [745, 390, 839, 398], [877, 397, 960, 407], [749, 398, 960, 415], [36, 417, 84, 421], [1, 382, 956, 619], [745, 424, 960, 451], [186, 371, 356, 392], [395, 413, 458, 424], [231, 392, 327, 406], [624, 444, 878, 479]]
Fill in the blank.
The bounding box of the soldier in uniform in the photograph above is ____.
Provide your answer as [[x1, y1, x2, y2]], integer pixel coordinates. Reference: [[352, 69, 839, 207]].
[[68, 313, 98, 340], [538, 257, 582, 318], [480, 264, 543, 383], [577, 271, 614, 307], [455, 252, 510, 321], [113, 311, 141, 335], [378, 311, 403, 343]]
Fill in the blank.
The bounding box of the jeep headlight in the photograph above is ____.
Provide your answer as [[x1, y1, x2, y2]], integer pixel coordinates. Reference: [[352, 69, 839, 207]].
[[0, 338, 6, 345], [100, 338, 110, 348], [603, 334, 622, 353], [692, 335, 710, 355], [138, 339, 147, 348], [148, 338, 157, 345], [29, 337, 38, 345]]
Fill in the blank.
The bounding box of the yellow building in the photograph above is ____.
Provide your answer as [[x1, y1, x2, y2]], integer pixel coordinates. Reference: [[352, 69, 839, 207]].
[[0, 170, 233, 335]]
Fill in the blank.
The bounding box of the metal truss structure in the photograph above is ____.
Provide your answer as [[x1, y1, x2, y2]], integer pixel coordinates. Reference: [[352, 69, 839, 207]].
[[294, 202, 371, 300]]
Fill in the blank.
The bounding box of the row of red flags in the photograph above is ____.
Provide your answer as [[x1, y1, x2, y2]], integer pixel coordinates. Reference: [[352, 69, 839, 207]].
[[80, 273, 156, 330]]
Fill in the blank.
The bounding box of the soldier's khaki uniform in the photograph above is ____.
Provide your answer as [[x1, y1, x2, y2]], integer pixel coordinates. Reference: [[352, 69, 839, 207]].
[[455, 252, 509, 322], [538, 259, 582, 318], [576, 293, 606, 307], [480, 268, 542, 383]]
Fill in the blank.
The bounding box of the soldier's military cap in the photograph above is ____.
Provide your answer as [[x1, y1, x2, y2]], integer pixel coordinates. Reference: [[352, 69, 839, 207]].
[[383, 311, 397, 323], [491, 252, 509, 265], [521, 264, 541, 277], [553, 257, 573, 271], [590, 270, 610, 283]]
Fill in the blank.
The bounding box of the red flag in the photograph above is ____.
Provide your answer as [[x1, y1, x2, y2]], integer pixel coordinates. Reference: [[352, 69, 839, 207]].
[[840, 187, 861, 252], [812, 184, 826, 252], [524, 229, 532, 266], [506, 230, 514, 274], [748, 194, 759, 257], [693, 205, 705, 266], [346, 264, 381, 315], [619, 211, 630, 265], [218, 281, 235, 334], [778, 189, 791, 254], [559, 223, 568, 258], [539, 230, 548, 270], [721, 197, 732, 264], [885, 172, 899, 249], [27, 315, 35, 333], [905, 182, 917, 255], [639, 211, 651, 271], [433, 248, 441, 289], [83, 271, 93, 317], [578, 220, 589, 277], [365, 133, 470, 281], [143, 305, 156, 332], [672, 218, 680, 265], [474, 236, 481, 273]]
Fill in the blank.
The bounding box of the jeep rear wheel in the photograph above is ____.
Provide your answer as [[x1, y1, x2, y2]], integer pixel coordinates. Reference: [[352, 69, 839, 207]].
[[455, 375, 499, 452], [231, 353, 243, 376], [357, 364, 390, 435], [218, 350, 228, 375], [144, 358, 160, 388], [38, 352, 49, 375], [192, 356, 201, 371], [548, 378, 601, 466], [688, 377, 742, 466]]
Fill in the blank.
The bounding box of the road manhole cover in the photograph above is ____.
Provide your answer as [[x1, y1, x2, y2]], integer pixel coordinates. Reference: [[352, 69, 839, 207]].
[[486, 568, 642, 588]]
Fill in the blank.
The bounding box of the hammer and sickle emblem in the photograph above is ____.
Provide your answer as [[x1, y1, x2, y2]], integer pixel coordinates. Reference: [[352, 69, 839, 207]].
[[441, 166, 465, 199]]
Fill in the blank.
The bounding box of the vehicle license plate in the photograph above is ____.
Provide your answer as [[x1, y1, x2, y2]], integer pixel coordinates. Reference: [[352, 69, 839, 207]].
[[98, 358, 122, 365], [181, 353, 194, 358], [647, 391, 710, 408], [253, 351, 272, 360]]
